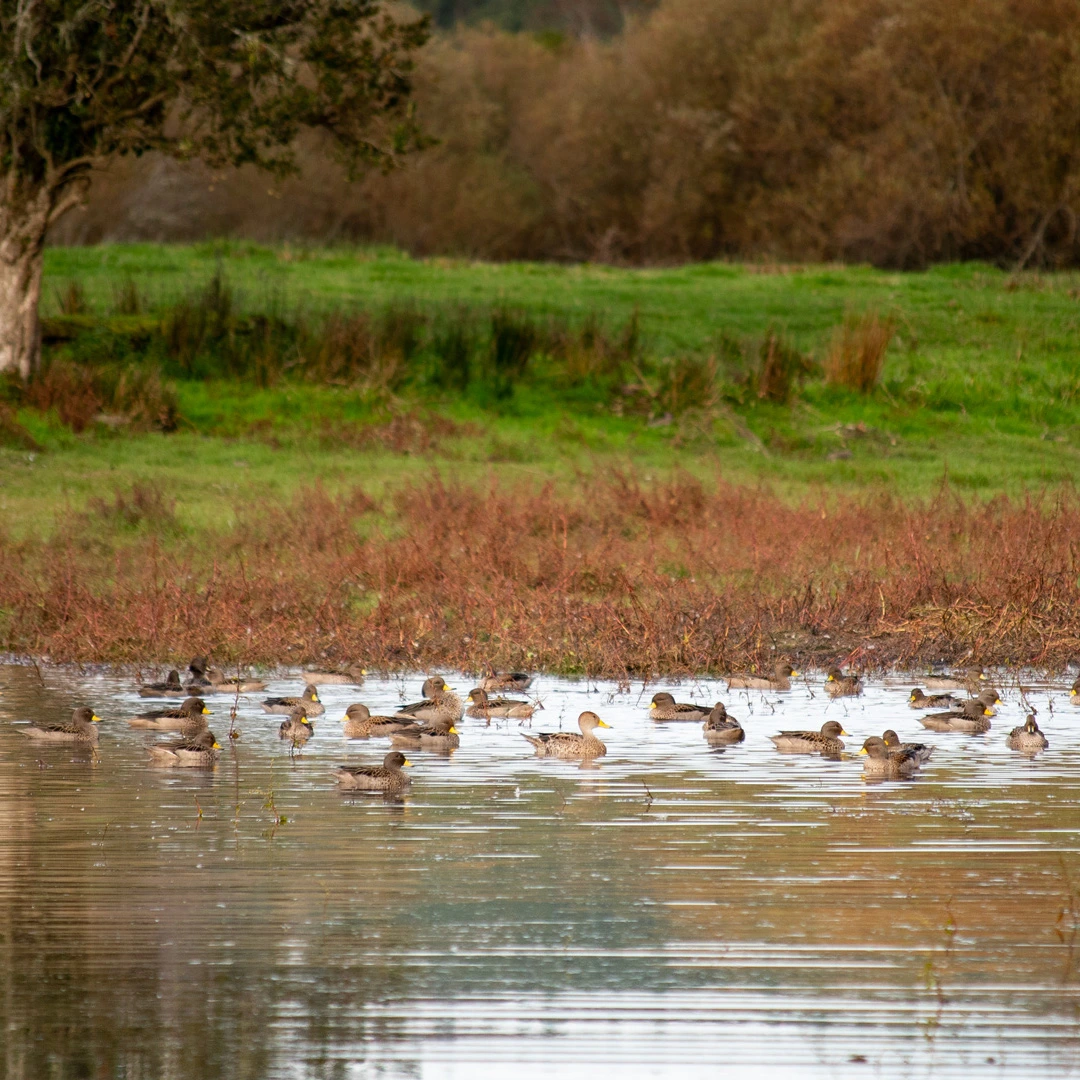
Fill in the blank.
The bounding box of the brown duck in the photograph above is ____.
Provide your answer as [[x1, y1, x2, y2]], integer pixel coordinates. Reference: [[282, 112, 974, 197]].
[[333, 751, 413, 793], [881, 729, 934, 765], [20, 706, 102, 744], [648, 692, 710, 722], [263, 684, 324, 717], [303, 665, 367, 686], [769, 721, 847, 755], [1006, 715, 1048, 753], [138, 670, 185, 698], [394, 677, 463, 724], [702, 702, 744, 744], [390, 719, 460, 751], [924, 667, 987, 691], [278, 706, 313, 746], [825, 668, 863, 697], [147, 729, 221, 768], [341, 703, 414, 739], [727, 662, 799, 691], [128, 696, 210, 733], [522, 711, 610, 759], [860, 736, 922, 778], [481, 671, 534, 693], [466, 688, 537, 721], [908, 688, 962, 710], [918, 699, 993, 734]]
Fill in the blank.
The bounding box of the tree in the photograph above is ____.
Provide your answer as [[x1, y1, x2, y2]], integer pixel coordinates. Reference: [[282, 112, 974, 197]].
[[0, 0, 429, 378]]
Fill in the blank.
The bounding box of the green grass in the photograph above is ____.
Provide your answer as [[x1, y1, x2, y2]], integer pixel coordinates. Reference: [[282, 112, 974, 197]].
[[4, 242, 1080, 539]]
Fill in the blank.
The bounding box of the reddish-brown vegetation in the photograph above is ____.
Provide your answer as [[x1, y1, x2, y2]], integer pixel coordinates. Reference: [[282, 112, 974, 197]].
[[2, 475, 1078, 676]]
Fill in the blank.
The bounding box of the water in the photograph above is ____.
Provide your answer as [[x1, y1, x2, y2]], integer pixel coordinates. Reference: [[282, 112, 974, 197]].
[[1, 664, 1079, 1079]]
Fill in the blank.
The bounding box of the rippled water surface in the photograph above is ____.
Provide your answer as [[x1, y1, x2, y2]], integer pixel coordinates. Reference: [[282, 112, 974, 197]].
[[2, 664, 1080, 1078]]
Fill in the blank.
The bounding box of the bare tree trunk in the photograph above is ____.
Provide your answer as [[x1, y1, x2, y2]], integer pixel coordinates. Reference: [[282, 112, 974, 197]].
[[0, 195, 49, 379]]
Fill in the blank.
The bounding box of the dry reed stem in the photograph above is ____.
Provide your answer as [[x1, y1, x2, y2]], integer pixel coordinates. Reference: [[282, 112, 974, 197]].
[[1, 474, 1078, 675]]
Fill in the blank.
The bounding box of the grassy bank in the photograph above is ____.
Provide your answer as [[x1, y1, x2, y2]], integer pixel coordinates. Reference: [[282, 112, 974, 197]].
[[1, 244, 1078, 672]]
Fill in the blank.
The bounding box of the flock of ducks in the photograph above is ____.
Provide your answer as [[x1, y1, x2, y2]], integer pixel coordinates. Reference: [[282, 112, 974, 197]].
[[14, 658, 1071, 792]]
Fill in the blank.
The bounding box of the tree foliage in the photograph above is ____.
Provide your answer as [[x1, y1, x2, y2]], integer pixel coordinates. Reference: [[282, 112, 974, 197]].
[[1, 0, 430, 215]]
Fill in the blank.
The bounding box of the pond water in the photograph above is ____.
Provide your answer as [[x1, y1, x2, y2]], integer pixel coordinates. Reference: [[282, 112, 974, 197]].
[[1, 664, 1079, 1079]]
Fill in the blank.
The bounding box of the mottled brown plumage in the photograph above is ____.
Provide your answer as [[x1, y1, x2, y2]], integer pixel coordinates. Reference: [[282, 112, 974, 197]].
[[648, 692, 709, 721], [394, 677, 463, 724], [147, 729, 221, 767], [263, 684, 323, 716], [769, 721, 847, 755], [702, 703, 744, 744], [522, 711, 610, 758], [128, 696, 210, 732], [333, 751, 413, 793], [341, 703, 413, 738], [727, 662, 798, 691], [20, 707, 101, 743], [466, 688, 536, 720], [1006, 715, 1048, 753]]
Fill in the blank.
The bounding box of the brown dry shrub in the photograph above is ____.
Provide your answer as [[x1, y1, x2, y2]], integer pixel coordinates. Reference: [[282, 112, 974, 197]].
[[89, 483, 177, 530], [24, 361, 104, 432], [3, 474, 1079, 674], [824, 312, 895, 393]]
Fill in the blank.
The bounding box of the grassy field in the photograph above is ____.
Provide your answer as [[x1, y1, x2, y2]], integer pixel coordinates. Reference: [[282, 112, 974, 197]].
[[4, 243, 1078, 529], [1, 244, 1079, 672]]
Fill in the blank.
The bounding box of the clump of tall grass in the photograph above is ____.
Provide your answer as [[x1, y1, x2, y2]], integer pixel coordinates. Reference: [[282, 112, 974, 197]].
[[757, 332, 815, 403], [824, 311, 895, 393]]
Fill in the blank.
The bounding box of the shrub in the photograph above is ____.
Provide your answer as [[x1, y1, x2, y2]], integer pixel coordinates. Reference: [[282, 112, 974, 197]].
[[824, 312, 895, 394]]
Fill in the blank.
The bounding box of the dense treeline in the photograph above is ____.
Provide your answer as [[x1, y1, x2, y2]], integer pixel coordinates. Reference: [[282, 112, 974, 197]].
[[56, 0, 1080, 268]]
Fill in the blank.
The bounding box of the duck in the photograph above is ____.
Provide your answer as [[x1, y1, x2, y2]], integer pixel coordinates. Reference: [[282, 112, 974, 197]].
[[702, 702, 744, 744], [881, 729, 934, 765], [522, 711, 610, 759], [341, 703, 414, 739], [390, 719, 460, 751], [184, 655, 214, 691], [1006, 715, 1048, 753], [147, 729, 221, 768], [918, 699, 993, 733], [302, 665, 366, 686], [908, 687, 962, 710], [769, 721, 847, 755], [19, 706, 102, 743], [481, 671, 534, 693], [924, 667, 987, 691], [972, 689, 1001, 708], [278, 706, 313, 746], [860, 736, 922, 778], [727, 662, 799, 691], [205, 668, 267, 694], [137, 669, 185, 697], [466, 688, 537, 721], [648, 692, 710, 722], [394, 677, 463, 724], [1071, 677, 1080, 705], [262, 684, 324, 717], [825, 668, 863, 697], [333, 751, 413, 793], [128, 696, 210, 732]]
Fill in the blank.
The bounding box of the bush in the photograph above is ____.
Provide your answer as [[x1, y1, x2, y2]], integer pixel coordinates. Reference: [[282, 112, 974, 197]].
[[824, 312, 895, 394]]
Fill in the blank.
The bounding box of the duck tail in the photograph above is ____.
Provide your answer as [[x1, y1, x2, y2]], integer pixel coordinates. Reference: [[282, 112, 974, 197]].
[[520, 733, 543, 748]]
